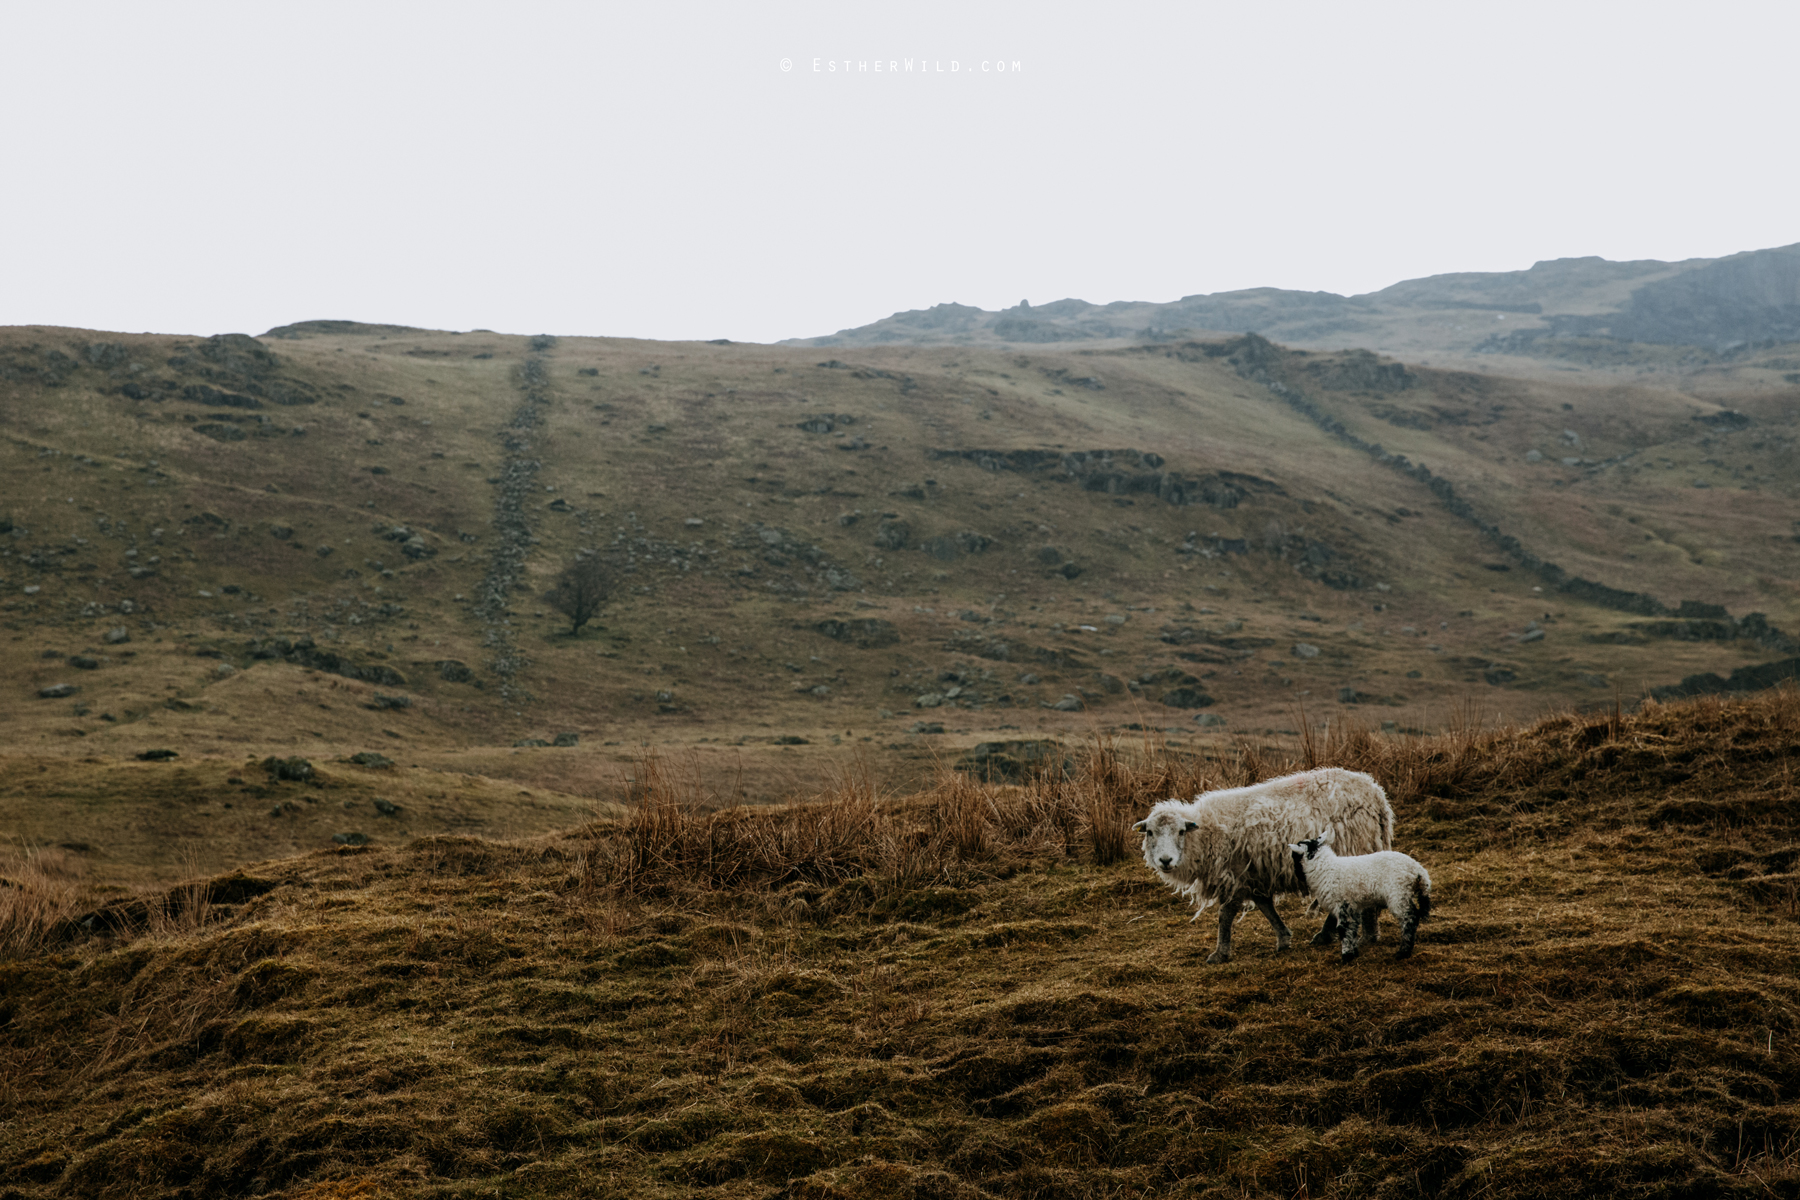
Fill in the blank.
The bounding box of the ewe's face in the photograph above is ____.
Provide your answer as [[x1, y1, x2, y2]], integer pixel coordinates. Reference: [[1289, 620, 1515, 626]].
[[1134, 810, 1199, 874]]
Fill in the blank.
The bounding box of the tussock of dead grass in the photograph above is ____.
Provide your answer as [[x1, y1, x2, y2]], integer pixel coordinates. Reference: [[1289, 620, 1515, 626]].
[[2, 691, 1799, 1199]]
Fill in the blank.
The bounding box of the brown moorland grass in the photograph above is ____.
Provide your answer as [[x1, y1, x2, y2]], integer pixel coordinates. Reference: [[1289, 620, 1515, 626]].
[[2, 690, 1798, 1199]]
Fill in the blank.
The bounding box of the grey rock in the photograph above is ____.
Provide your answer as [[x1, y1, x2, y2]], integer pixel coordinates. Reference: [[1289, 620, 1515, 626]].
[[513, 738, 550, 748], [1293, 642, 1321, 659], [69, 655, 100, 670], [1051, 693, 1084, 711], [374, 798, 401, 815], [553, 731, 580, 746], [348, 752, 394, 768], [1193, 713, 1228, 727], [1160, 687, 1214, 709], [103, 626, 130, 645], [915, 692, 945, 708], [874, 519, 911, 550], [264, 756, 314, 782], [909, 721, 945, 734], [38, 683, 77, 698], [332, 832, 371, 846]]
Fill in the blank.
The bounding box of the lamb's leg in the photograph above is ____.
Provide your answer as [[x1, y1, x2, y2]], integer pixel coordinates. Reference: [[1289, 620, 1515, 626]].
[[1250, 895, 1291, 951], [1337, 903, 1362, 964], [1362, 907, 1381, 945], [1207, 900, 1240, 964], [1394, 904, 1418, 960], [1311, 911, 1340, 947]]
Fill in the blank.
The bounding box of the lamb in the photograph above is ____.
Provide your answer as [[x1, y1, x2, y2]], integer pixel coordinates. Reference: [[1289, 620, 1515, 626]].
[[1133, 766, 1394, 963], [1287, 825, 1432, 963]]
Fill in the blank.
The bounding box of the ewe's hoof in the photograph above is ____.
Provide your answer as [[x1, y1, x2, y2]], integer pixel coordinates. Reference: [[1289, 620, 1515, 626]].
[[1393, 946, 1414, 960], [1310, 930, 1334, 947], [1276, 937, 1292, 952], [1339, 951, 1358, 965], [1206, 949, 1231, 964]]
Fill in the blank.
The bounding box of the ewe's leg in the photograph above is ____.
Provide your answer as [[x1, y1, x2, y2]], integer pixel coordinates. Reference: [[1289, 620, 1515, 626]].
[[1337, 903, 1362, 964], [1394, 904, 1419, 960], [1207, 900, 1241, 964], [1311, 911, 1340, 947], [1362, 907, 1381, 945], [1250, 895, 1291, 951]]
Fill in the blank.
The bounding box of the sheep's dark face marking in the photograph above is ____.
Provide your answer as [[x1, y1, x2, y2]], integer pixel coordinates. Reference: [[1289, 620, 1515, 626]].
[[1135, 810, 1200, 875], [1287, 837, 1324, 861]]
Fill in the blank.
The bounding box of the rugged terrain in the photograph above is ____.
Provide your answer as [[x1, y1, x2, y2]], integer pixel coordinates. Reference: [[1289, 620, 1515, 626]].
[[787, 242, 1800, 363], [2, 316, 1798, 888], [1, 691, 1796, 1199]]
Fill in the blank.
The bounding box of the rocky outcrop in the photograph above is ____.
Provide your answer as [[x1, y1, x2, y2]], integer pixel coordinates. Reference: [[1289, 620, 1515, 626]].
[[928, 447, 1280, 510], [1650, 657, 1800, 702]]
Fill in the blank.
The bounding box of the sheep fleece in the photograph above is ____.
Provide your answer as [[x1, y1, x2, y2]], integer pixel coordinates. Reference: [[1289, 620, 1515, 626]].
[[1144, 767, 1394, 910]]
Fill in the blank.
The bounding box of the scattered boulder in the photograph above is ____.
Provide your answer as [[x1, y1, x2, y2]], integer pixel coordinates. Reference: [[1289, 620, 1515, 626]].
[[909, 722, 945, 735], [956, 739, 1071, 782], [874, 520, 911, 551], [813, 618, 900, 648], [68, 655, 99, 670], [38, 684, 77, 698], [136, 749, 179, 761], [264, 756, 314, 782], [332, 832, 371, 846], [437, 660, 474, 683], [1051, 694, 1085, 712], [1193, 713, 1228, 727], [103, 626, 130, 645], [1293, 643, 1320, 659], [348, 752, 394, 768], [1160, 687, 1214, 709], [374, 798, 401, 815], [371, 692, 412, 710], [553, 731, 580, 747], [514, 738, 550, 748]]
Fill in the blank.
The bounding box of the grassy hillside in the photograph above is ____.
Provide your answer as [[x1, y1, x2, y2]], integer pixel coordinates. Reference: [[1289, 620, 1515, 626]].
[[3, 321, 1798, 892], [2, 690, 1796, 1199]]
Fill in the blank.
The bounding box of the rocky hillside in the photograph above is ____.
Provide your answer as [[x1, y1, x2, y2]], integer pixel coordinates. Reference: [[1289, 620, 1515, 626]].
[[786, 242, 1800, 362], [1, 319, 1798, 887]]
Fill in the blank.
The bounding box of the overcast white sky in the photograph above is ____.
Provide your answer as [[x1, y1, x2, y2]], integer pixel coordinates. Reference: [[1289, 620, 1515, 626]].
[[3, 1, 1796, 344]]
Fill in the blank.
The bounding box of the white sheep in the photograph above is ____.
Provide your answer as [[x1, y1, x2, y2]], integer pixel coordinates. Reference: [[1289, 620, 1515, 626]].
[[1287, 825, 1432, 963], [1133, 766, 1394, 963]]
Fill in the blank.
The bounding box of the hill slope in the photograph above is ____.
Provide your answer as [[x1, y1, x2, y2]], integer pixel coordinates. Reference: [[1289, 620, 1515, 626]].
[[784, 242, 1800, 363], [2, 692, 1797, 1199], [2, 321, 1798, 854]]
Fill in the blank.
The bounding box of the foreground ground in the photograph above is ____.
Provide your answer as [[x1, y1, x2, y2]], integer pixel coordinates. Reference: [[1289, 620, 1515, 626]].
[[2, 689, 1797, 1199]]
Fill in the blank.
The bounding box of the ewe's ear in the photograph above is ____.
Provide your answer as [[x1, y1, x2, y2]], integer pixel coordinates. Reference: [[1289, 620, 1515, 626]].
[[1318, 826, 1335, 844], [1181, 821, 1200, 834], [1131, 820, 1149, 834]]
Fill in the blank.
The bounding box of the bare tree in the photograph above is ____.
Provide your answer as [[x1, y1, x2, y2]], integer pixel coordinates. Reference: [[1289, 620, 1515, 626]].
[[544, 555, 620, 636]]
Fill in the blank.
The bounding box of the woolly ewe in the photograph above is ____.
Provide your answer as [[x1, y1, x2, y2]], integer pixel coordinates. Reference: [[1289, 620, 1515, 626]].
[[1133, 767, 1394, 963]]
